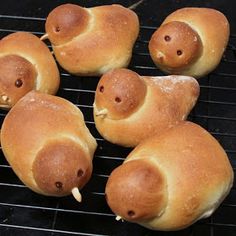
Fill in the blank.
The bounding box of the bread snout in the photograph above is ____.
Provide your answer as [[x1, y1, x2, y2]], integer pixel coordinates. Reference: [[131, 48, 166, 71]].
[[94, 68, 147, 120], [0, 55, 37, 109], [149, 21, 203, 73], [33, 138, 92, 197], [105, 159, 167, 222]]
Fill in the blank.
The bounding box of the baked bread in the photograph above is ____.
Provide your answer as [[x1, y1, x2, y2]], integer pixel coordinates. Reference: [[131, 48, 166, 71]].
[[42, 3, 139, 76], [0, 32, 60, 109], [1, 91, 97, 202], [105, 121, 234, 231], [148, 8, 229, 78], [93, 68, 199, 147]]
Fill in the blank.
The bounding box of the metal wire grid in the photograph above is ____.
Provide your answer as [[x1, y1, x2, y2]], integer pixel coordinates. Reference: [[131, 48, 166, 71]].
[[0, 14, 234, 236]]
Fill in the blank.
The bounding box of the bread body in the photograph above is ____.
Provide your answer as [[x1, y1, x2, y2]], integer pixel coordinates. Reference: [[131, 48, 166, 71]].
[[105, 121, 234, 230], [0, 32, 60, 108], [93, 68, 199, 147], [1, 91, 97, 201], [44, 4, 139, 76], [149, 8, 229, 78]]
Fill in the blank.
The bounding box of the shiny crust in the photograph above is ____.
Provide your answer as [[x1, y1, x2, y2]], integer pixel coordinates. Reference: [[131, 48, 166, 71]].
[[0, 55, 37, 107], [105, 122, 234, 230], [106, 159, 167, 222], [95, 69, 147, 119], [45, 4, 139, 76], [93, 69, 199, 147], [148, 8, 229, 78], [0, 32, 60, 108], [149, 21, 202, 70], [1, 91, 97, 196]]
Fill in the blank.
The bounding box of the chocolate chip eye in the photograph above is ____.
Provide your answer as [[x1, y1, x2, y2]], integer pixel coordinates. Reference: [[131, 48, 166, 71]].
[[99, 86, 104, 93], [177, 50, 183, 56], [164, 35, 171, 41], [55, 181, 63, 189], [77, 169, 84, 177], [127, 210, 135, 217], [15, 79, 23, 88], [115, 97, 121, 103]]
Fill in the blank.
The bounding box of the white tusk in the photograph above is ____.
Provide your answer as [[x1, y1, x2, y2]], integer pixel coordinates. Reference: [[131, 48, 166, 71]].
[[95, 108, 108, 117], [71, 187, 82, 202], [40, 33, 49, 41], [116, 215, 123, 221], [1, 95, 9, 102]]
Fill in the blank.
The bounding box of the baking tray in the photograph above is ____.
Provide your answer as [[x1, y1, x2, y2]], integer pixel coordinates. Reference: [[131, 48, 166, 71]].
[[0, 0, 235, 235]]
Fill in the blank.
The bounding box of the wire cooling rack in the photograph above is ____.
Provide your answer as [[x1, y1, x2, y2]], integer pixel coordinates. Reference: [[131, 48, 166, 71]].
[[0, 8, 235, 236]]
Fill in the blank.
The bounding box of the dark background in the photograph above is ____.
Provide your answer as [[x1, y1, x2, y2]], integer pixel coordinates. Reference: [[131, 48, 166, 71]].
[[0, 1, 235, 235]]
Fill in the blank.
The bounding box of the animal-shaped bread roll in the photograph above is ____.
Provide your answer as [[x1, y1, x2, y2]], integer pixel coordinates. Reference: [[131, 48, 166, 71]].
[[105, 121, 234, 231], [0, 32, 60, 109], [148, 8, 229, 78], [1, 91, 97, 202], [93, 68, 199, 147], [42, 4, 139, 76]]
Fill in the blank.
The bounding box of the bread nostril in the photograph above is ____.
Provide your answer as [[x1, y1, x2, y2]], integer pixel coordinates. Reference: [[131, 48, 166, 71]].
[[55, 181, 63, 189], [115, 97, 121, 103], [164, 35, 171, 41], [177, 50, 183, 56], [77, 169, 84, 177], [15, 79, 23, 88], [127, 210, 135, 217], [99, 86, 104, 93]]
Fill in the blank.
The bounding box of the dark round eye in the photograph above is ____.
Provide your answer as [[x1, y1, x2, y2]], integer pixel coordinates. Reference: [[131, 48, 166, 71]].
[[54, 26, 60, 33], [127, 210, 135, 217], [99, 86, 104, 93], [15, 79, 23, 88], [55, 181, 63, 189], [77, 169, 84, 177], [177, 50, 183, 56], [164, 35, 171, 41], [115, 97, 121, 103]]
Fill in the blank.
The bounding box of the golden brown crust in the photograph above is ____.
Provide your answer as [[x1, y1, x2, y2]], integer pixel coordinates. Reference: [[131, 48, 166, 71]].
[[149, 8, 230, 78], [105, 121, 234, 230], [0, 32, 60, 108], [45, 4, 139, 76], [33, 139, 92, 196], [149, 21, 202, 70], [105, 159, 167, 222], [45, 4, 90, 45], [0, 55, 37, 107], [95, 69, 147, 119], [1, 91, 97, 197], [93, 69, 199, 147]]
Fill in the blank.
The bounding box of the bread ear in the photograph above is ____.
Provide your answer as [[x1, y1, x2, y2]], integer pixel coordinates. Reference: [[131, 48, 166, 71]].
[[0, 32, 60, 109], [44, 4, 139, 76], [149, 8, 229, 78], [105, 121, 234, 230]]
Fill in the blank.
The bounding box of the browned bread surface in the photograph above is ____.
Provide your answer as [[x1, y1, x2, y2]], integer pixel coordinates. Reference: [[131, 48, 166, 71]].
[[1, 91, 97, 201], [149, 8, 229, 78], [93, 68, 199, 147], [44, 4, 139, 76], [105, 121, 234, 230], [0, 32, 60, 109]]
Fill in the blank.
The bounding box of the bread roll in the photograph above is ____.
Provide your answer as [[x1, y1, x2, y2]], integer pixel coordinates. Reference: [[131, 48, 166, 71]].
[[105, 121, 234, 231], [0, 32, 60, 109], [42, 4, 139, 76], [1, 91, 97, 202], [93, 68, 199, 147], [149, 8, 229, 78]]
